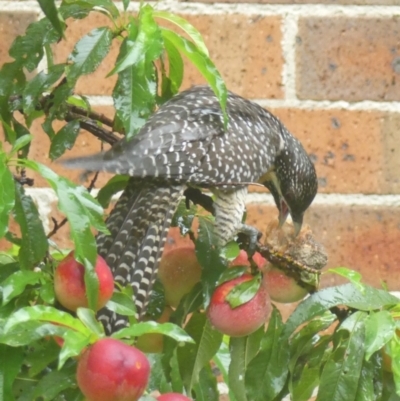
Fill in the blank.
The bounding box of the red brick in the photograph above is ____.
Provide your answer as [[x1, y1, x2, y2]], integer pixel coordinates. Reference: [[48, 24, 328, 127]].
[[246, 202, 400, 292], [270, 108, 400, 194], [296, 17, 400, 101], [177, 14, 284, 99], [0, 11, 37, 66]]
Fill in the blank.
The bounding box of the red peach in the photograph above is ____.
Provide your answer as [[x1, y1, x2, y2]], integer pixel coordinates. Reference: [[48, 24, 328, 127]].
[[77, 338, 150, 401], [207, 274, 271, 337], [158, 246, 202, 307], [54, 251, 114, 312], [157, 393, 192, 401]]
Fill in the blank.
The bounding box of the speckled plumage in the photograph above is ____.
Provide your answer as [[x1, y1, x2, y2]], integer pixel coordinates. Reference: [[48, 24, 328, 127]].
[[64, 85, 317, 333]]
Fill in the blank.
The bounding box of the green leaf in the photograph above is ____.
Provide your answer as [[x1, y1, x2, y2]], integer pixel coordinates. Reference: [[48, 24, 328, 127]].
[[61, 0, 120, 19], [67, 26, 114, 84], [20, 160, 107, 310], [216, 266, 248, 287], [76, 307, 104, 337], [196, 216, 227, 307], [0, 345, 24, 401], [13, 183, 48, 269], [229, 327, 264, 401], [193, 365, 219, 401], [245, 307, 289, 401], [32, 362, 77, 400], [171, 198, 196, 236], [58, 329, 92, 368], [284, 283, 400, 339], [37, 0, 65, 38], [122, 0, 130, 11], [364, 310, 395, 361], [327, 267, 364, 291], [10, 134, 32, 157], [0, 155, 15, 238], [154, 11, 209, 56], [22, 64, 65, 118], [316, 311, 367, 401], [160, 28, 228, 128], [226, 275, 261, 308], [177, 312, 223, 393], [97, 175, 129, 208], [354, 358, 376, 401], [106, 291, 137, 317], [109, 5, 163, 75], [49, 120, 81, 160], [220, 241, 240, 261], [112, 12, 163, 139], [9, 19, 60, 72], [26, 340, 60, 377], [1, 270, 45, 305], [113, 321, 194, 344], [3, 305, 90, 336], [1, 117, 16, 144], [213, 342, 235, 401], [162, 35, 184, 96]]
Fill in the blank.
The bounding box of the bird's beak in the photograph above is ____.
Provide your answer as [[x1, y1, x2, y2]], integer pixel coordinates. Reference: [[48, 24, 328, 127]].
[[291, 213, 303, 236], [278, 200, 289, 227]]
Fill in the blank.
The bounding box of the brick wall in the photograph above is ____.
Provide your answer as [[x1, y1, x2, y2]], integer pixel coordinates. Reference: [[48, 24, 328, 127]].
[[2, 0, 400, 294]]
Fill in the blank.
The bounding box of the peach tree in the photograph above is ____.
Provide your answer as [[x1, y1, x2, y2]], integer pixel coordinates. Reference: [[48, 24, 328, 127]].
[[0, 1, 400, 400]]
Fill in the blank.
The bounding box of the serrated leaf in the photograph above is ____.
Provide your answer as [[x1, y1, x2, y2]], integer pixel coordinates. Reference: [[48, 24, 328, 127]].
[[0, 345, 24, 401], [9, 18, 60, 72], [110, 6, 163, 75], [3, 305, 90, 335], [177, 312, 223, 393], [76, 307, 104, 336], [154, 11, 209, 56], [32, 362, 77, 400], [22, 64, 65, 117], [62, 0, 119, 19], [193, 364, 219, 401], [38, 0, 65, 38], [229, 327, 264, 401], [364, 310, 395, 361], [67, 26, 113, 84], [13, 183, 48, 269], [20, 160, 107, 310], [216, 266, 248, 286], [328, 267, 363, 291], [112, 13, 162, 139], [226, 275, 261, 308], [162, 35, 184, 96], [316, 311, 367, 401], [49, 120, 80, 160], [112, 321, 194, 344], [0, 155, 15, 238], [354, 358, 375, 401], [160, 28, 228, 128], [97, 175, 129, 208], [105, 291, 137, 317], [1, 270, 45, 305], [245, 307, 289, 401], [284, 283, 400, 339]]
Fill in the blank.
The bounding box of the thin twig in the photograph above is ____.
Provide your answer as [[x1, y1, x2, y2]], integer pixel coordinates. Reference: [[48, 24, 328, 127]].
[[69, 105, 114, 128], [47, 217, 68, 238]]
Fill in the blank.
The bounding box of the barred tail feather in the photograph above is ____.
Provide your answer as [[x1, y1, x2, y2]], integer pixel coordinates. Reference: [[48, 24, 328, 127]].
[[96, 178, 184, 334]]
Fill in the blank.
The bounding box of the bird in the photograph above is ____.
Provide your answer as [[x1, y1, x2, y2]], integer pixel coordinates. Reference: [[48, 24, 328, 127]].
[[62, 85, 318, 333]]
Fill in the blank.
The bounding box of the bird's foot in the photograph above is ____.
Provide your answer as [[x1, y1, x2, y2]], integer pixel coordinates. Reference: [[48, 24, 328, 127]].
[[184, 187, 215, 215], [237, 224, 263, 257]]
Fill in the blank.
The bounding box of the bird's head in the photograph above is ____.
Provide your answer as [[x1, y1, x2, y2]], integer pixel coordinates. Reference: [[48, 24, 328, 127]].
[[263, 146, 318, 236]]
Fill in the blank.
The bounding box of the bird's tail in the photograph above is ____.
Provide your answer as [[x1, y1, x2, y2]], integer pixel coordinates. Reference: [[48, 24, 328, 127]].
[[96, 178, 184, 334]]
